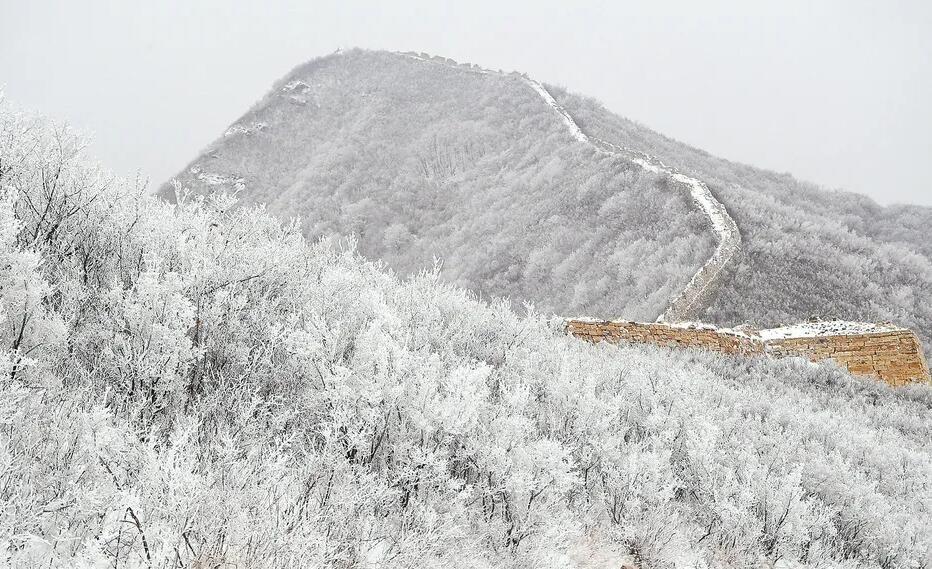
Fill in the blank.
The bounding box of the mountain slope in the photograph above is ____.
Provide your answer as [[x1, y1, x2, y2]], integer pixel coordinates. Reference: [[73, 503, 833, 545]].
[[162, 50, 932, 357], [4, 99, 932, 568], [160, 49, 716, 321], [552, 88, 932, 358], [517, 72, 741, 322], [162, 48, 932, 360]]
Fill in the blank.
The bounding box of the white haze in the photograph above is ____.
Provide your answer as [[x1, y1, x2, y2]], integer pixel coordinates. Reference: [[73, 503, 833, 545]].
[[1, 0, 930, 206]]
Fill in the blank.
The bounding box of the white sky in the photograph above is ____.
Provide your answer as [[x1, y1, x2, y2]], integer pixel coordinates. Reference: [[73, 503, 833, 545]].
[[2, 0, 930, 206]]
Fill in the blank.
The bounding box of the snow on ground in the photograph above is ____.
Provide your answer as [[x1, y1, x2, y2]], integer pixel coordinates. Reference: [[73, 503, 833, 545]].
[[759, 320, 904, 340], [223, 122, 267, 137], [282, 79, 310, 92], [566, 318, 905, 343], [520, 73, 740, 323], [672, 175, 731, 234], [523, 78, 590, 144]]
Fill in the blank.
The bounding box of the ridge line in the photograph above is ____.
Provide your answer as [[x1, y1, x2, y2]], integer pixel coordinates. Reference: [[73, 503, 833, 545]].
[[394, 51, 742, 321]]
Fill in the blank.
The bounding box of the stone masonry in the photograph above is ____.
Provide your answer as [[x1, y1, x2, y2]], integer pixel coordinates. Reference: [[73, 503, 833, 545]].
[[566, 320, 763, 356], [566, 320, 931, 387], [765, 331, 930, 387]]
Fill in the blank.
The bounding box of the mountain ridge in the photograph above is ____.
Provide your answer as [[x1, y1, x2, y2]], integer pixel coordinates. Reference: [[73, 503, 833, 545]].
[[4, 70, 932, 567], [394, 50, 742, 322], [160, 48, 715, 322], [160, 48, 932, 361]]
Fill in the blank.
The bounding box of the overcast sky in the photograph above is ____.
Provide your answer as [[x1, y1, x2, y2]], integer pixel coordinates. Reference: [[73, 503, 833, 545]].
[[2, 0, 930, 206]]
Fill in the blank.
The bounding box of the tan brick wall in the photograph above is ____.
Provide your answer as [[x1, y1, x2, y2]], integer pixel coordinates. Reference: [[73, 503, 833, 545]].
[[566, 320, 763, 356], [566, 320, 931, 387], [765, 331, 930, 387]]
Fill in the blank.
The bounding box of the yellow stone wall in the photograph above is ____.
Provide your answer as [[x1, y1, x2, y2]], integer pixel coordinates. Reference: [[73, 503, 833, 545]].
[[765, 331, 930, 387], [565, 320, 762, 355], [566, 320, 931, 387]]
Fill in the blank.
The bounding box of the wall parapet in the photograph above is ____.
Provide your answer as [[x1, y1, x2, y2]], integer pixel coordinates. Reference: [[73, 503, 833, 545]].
[[566, 319, 931, 387]]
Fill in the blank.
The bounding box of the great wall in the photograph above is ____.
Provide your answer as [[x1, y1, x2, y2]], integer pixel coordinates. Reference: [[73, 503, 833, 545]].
[[566, 319, 931, 386], [392, 54, 932, 387], [397, 51, 741, 323], [520, 76, 742, 323]]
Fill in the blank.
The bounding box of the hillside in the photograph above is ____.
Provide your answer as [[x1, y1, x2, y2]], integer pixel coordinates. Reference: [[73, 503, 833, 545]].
[[160, 49, 715, 322], [3, 99, 932, 568], [162, 48, 932, 361], [551, 88, 932, 358]]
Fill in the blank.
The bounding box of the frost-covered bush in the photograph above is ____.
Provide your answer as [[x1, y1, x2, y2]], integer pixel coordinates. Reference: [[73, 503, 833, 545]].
[[1, 101, 931, 568]]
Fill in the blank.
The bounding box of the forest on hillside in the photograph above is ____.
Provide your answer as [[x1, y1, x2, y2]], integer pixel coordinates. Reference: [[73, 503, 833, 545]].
[[553, 87, 932, 360], [166, 49, 932, 371], [3, 100, 932, 568], [164, 49, 714, 322]]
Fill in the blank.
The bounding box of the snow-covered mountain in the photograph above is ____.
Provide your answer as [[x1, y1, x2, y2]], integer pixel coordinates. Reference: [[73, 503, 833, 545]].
[[161, 49, 932, 362], [159, 49, 719, 322], [4, 96, 932, 567], [549, 84, 932, 355]]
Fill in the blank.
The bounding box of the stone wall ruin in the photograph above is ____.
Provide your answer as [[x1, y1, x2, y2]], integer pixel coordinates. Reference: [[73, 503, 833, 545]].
[[566, 319, 931, 387]]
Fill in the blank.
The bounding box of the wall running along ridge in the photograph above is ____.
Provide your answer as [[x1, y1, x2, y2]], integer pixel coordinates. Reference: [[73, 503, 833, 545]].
[[389, 53, 929, 388], [521, 79, 742, 323], [566, 320, 932, 387], [394, 52, 741, 322]]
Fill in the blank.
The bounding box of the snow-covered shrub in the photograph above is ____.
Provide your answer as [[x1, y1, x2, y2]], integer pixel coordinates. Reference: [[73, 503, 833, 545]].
[[1, 100, 931, 568]]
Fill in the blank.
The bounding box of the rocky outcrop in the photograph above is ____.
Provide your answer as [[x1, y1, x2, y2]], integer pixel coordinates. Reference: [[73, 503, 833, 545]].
[[566, 319, 931, 387]]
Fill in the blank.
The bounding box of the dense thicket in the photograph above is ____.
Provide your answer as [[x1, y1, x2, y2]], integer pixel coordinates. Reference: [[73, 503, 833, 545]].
[[552, 87, 932, 358], [162, 49, 713, 321], [3, 101, 932, 568]]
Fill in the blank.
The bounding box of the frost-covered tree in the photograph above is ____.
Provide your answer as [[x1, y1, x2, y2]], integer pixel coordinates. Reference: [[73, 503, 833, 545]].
[[1, 99, 931, 568]]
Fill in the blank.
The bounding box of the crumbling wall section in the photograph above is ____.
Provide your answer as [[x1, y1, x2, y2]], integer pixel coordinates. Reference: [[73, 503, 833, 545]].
[[565, 320, 762, 356], [566, 320, 931, 386], [766, 331, 930, 387]]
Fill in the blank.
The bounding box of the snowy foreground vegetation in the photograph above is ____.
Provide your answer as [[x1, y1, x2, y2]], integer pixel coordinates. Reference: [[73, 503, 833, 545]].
[[3, 104, 932, 568]]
